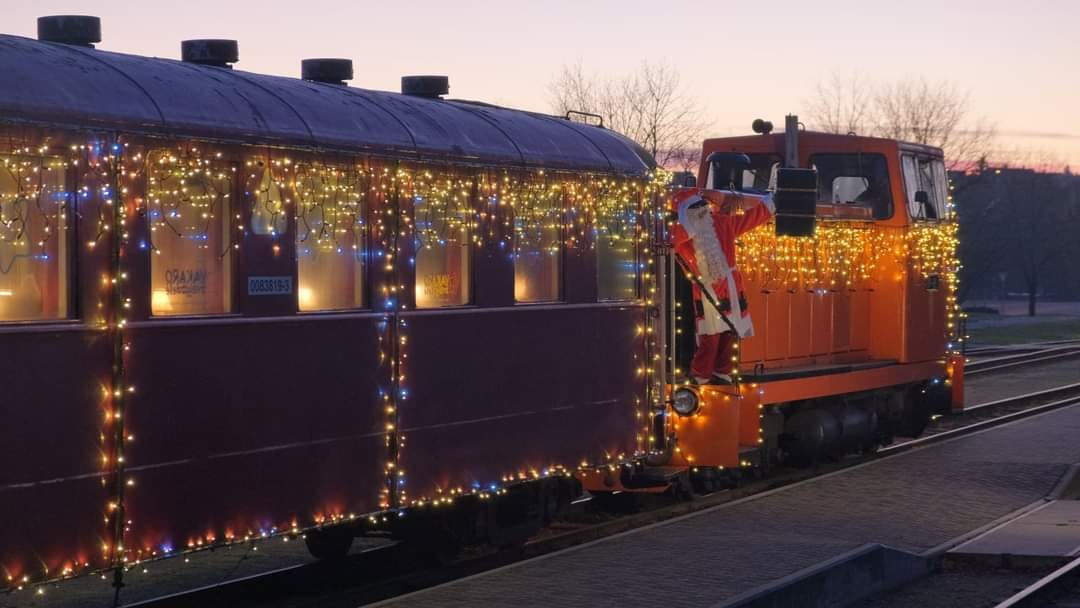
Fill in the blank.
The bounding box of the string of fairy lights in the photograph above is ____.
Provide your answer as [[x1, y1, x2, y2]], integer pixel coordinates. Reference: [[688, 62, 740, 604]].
[[0, 134, 961, 600]]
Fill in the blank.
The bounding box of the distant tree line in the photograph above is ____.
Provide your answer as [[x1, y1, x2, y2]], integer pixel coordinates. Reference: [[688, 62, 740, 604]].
[[952, 165, 1080, 315]]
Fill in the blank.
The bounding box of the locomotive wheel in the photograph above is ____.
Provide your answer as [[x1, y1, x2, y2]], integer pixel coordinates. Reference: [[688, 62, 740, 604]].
[[304, 526, 354, 561]]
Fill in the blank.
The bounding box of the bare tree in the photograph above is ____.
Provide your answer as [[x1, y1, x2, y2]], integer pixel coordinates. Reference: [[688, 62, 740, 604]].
[[550, 62, 708, 171], [805, 72, 873, 136], [805, 75, 996, 171]]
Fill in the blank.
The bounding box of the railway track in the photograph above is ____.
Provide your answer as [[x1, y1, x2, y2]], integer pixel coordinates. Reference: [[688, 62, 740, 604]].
[[966, 345, 1080, 376], [992, 556, 1080, 608], [112, 378, 1080, 608], [965, 338, 1080, 357]]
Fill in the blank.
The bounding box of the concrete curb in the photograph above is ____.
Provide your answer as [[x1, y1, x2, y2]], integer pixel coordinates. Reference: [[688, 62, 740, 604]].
[[1049, 463, 1080, 500]]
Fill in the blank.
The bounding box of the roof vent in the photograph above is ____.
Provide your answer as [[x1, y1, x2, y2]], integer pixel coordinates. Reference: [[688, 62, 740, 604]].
[[181, 39, 239, 68], [302, 58, 353, 85], [401, 75, 449, 99], [37, 15, 101, 47]]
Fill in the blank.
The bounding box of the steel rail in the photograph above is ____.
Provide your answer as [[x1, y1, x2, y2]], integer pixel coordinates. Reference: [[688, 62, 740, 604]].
[[967, 346, 1080, 376], [992, 555, 1080, 608]]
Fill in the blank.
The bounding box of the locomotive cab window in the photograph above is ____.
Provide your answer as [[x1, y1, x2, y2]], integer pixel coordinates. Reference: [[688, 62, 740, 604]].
[[739, 154, 781, 191], [147, 151, 234, 316], [414, 175, 471, 308], [708, 153, 779, 192], [295, 165, 365, 311], [513, 178, 562, 303], [810, 153, 893, 219], [901, 154, 948, 221], [0, 154, 70, 321]]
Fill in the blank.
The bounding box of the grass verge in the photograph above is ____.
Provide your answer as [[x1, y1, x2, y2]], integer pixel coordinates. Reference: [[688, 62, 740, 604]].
[[968, 318, 1080, 345]]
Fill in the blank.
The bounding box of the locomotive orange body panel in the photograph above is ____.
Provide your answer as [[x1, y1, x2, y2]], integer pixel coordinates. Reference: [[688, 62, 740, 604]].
[[700, 132, 953, 375]]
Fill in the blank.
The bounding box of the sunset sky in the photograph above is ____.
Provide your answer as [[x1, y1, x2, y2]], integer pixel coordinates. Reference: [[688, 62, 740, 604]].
[[6, 0, 1078, 166]]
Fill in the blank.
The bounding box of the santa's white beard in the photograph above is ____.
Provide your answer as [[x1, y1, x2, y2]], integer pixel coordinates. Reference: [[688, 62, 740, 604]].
[[683, 208, 727, 283]]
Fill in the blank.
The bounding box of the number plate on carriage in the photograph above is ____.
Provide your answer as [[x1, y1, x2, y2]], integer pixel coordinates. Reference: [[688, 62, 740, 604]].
[[247, 276, 293, 296]]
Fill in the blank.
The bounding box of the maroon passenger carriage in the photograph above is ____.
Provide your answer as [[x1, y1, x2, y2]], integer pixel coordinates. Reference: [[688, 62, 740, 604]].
[[0, 16, 660, 589]]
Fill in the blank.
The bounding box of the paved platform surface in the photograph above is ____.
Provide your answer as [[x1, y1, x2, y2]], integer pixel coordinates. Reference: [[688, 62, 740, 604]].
[[375, 404, 1080, 608]]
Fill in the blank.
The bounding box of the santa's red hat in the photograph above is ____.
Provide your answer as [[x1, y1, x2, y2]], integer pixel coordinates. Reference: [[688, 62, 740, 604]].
[[671, 188, 707, 227]]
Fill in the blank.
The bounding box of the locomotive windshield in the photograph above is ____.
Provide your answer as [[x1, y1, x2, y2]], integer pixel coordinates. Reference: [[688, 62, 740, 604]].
[[809, 153, 893, 219], [741, 154, 781, 191], [710, 153, 781, 191]]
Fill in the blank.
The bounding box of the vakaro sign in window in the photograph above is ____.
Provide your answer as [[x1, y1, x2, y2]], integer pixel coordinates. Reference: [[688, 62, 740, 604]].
[[413, 170, 471, 308], [147, 150, 233, 316]]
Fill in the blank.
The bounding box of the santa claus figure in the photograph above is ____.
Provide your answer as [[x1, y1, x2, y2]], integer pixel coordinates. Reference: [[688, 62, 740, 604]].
[[671, 188, 775, 384]]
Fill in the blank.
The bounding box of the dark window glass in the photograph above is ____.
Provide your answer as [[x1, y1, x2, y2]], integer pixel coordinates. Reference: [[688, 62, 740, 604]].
[[740, 154, 782, 191], [809, 153, 893, 219]]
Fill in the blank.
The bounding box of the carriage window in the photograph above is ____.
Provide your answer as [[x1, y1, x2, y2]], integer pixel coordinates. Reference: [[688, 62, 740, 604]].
[[295, 165, 365, 311], [248, 160, 288, 237], [0, 155, 69, 321], [596, 194, 638, 301], [513, 179, 561, 303], [414, 173, 471, 308], [147, 152, 233, 316], [810, 153, 893, 219]]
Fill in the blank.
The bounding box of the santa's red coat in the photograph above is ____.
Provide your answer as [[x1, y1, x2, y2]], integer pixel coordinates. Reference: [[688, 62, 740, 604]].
[[670, 188, 775, 338]]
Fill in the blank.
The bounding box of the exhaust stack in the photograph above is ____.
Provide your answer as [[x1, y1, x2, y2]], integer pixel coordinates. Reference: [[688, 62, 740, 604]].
[[182, 39, 239, 68], [37, 15, 101, 47]]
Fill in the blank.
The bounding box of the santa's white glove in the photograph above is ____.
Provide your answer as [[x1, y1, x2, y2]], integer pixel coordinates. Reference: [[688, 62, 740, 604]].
[[761, 192, 776, 214]]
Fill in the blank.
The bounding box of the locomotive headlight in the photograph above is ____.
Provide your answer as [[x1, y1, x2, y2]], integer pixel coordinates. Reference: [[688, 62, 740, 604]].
[[672, 387, 701, 417]]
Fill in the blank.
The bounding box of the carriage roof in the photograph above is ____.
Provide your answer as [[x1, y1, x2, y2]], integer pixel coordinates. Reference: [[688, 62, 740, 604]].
[[0, 34, 652, 175]]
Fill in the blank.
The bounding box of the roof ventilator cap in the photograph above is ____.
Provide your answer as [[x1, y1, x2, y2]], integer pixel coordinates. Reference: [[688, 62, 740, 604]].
[[302, 59, 353, 85], [401, 75, 449, 99], [37, 15, 101, 47], [181, 39, 239, 68]]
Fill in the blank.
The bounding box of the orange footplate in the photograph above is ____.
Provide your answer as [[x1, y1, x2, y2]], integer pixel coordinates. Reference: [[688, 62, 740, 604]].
[[669, 384, 762, 470]]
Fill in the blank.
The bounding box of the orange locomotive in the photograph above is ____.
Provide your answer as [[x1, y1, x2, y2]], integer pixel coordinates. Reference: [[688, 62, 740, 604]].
[[589, 117, 964, 492]]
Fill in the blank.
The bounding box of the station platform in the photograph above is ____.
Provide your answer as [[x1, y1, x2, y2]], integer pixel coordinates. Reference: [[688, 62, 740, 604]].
[[950, 499, 1080, 563], [375, 396, 1080, 607], [947, 463, 1080, 567]]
